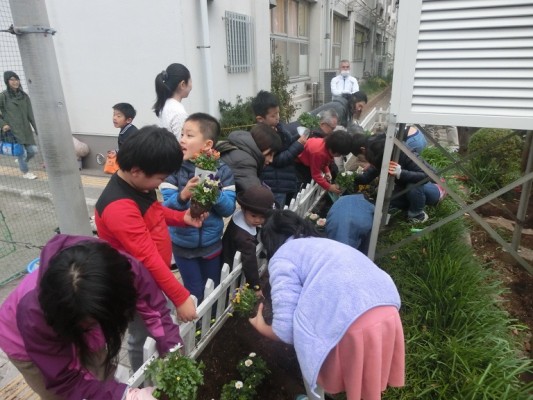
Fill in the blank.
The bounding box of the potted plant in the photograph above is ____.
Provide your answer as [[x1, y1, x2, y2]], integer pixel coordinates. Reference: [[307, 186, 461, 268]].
[[191, 148, 220, 179], [334, 170, 355, 194], [306, 213, 327, 231], [189, 174, 221, 218], [229, 284, 260, 318], [220, 353, 270, 400], [145, 346, 204, 400]]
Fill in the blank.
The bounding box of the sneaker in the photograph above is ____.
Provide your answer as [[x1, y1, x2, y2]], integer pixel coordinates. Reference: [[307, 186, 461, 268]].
[[22, 172, 37, 180], [409, 211, 428, 223]]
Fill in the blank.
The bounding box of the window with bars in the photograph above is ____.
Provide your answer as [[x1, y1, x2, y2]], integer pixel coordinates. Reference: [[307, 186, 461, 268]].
[[353, 25, 366, 61], [332, 15, 343, 68], [224, 11, 254, 74]]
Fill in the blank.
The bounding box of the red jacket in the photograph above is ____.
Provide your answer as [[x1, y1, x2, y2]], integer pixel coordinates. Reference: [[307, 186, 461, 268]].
[[95, 174, 190, 307], [297, 138, 332, 190]]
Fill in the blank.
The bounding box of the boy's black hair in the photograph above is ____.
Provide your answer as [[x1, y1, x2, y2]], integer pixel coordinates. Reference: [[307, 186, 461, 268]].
[[185, 112, 221, 144], [250, 123, 283, 153], [112, 103, 136, 120], [260, 209, 322, 259], [116, 125, 183, 176], [353, 91, 368, 104], [325, 131, 353, 156], [251, 90, 279, 118], [39, 241, 137, 378], [365, 134, 386, 168], [350, 133, 370, 155]]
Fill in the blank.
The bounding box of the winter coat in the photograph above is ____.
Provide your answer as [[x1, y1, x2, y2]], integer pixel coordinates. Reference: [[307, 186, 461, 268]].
[[216, 130, 265, 193], [0, 89, 37, 145], [310, 95, 351, 128], [260, 123, 304, 194], [160, 160, 236, 255], [0, 234, 182, 400]]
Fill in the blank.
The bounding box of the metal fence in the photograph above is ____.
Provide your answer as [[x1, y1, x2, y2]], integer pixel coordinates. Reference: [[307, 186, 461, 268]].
[[0, 2, 58, 285]]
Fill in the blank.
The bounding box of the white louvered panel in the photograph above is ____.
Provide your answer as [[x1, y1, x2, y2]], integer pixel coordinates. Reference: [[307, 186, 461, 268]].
[[390, 0, 533, 129]]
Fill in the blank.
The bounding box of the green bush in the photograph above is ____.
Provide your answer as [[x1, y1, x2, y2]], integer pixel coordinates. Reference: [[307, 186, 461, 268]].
[[360, 75, 389, 96], [297, 112, 320, 129], [218, 96, 255, 137], [467, 128, 522, 195], [271, 55, 299, 123]]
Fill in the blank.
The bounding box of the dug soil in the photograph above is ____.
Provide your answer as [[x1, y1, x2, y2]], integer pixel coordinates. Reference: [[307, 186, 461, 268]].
[[197, 193, 533, 398]]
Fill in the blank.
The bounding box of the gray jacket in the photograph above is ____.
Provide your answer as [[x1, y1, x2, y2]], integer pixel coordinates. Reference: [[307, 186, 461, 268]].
[[216, 130, 264, 193]]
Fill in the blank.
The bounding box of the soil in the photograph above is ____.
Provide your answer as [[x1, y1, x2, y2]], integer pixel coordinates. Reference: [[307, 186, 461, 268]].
[[196, 192, 533, 399]]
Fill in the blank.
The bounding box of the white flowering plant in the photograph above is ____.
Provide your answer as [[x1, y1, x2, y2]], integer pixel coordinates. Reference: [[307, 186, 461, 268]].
[[220, 353, 270, 400], [335, 170, 355, 193], [306, 213, 327, 231], [144, 346, 204, 400], [190, 174, 221, 207]]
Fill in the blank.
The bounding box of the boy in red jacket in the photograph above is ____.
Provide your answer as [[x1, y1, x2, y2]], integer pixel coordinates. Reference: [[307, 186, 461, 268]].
[[95, 125, 205, 372]]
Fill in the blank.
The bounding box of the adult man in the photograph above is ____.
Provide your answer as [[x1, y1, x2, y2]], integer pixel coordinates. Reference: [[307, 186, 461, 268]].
[[330, 60, 359, 99], [309, 109, 339, 138]]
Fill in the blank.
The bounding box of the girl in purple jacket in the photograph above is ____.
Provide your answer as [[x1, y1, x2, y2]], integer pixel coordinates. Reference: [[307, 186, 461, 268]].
[[0, 235, 182, 400]]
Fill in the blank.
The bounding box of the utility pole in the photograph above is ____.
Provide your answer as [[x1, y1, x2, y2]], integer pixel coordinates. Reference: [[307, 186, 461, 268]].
[[9, 0, 91, 235]]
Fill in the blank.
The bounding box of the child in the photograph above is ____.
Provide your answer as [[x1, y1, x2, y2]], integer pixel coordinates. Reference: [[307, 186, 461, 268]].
[[95, 126, 203, 372], [216, 123, 282, 193], [222, 185, 275, 298], [253, 90, 306, 207], [112, 102, 138, 149], [250, 210, 405, 400], [153, 63, 192, 141], [295, 131, 352, 194], [353, 134, 445, 223], [161, 113, 236, 303], [0, 235, 180, 399]]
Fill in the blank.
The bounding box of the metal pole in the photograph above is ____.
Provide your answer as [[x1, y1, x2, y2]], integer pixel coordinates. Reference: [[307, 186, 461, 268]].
[[199, 0, 215, 115], [512, 130, 533, 250], [9, 0, 91, 235]]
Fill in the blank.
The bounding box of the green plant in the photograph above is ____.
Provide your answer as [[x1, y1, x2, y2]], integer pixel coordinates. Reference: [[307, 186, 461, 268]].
[[236, 353, 271, 387], [218, 96, 255, 136], [190, 175, 220, 207], [230, 284, 259, 318], [190, 148, 220, 171], [297, 112, 320, 129], [271, 55, 299, 122], [145, 349, 204, 400], [220, 380, 256, 400], [360, 75, 389, 96], [467, 128, 522, 196], [335, 171, 356, 193]]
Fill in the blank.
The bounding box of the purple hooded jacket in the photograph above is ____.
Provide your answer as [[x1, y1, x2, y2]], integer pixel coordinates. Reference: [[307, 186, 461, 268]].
[[0, 234, 182, 399]]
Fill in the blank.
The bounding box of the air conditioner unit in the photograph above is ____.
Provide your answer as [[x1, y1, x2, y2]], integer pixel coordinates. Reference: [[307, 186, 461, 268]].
[[319, 69, 338, 105]]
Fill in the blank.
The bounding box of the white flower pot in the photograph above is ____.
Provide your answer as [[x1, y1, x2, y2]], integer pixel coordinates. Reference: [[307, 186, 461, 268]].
[[195, 167, 216, 180]]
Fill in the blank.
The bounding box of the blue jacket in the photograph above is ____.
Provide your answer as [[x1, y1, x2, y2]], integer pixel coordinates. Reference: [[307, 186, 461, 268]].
[[260, 123, 304, 194], [161, 160, 236, 252]]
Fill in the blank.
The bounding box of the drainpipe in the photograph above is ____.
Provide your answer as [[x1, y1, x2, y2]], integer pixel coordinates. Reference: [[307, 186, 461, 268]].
[[324, 0, 331, 68], [199, 0, 215, 115]]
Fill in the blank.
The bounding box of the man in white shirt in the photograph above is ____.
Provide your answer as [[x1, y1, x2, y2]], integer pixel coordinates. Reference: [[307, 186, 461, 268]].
[[330, 60, 359, 99]]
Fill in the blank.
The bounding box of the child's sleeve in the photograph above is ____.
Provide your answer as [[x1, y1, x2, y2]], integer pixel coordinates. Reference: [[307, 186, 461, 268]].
[[309, 154, 331, 190], [161, 175, 190, 211]]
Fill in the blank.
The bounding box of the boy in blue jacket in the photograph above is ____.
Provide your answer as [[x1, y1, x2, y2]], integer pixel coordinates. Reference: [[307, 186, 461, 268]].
[[161, 113, 236, 303]]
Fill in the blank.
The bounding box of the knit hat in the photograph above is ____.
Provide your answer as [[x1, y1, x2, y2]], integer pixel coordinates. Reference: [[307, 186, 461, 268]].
[[237, 185, 275, 215], [4, 71, 20, 86], [250, 123, 282, 153]]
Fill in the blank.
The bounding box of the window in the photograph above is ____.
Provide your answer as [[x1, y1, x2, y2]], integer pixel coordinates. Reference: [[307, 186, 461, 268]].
[[353, 25, 366, 61], [225, 11, 254, 73], [271, 0, 310, 78]]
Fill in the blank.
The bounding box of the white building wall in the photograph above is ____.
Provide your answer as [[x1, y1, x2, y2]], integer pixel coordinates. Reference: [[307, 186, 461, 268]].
[[45, 0, 270, 137]]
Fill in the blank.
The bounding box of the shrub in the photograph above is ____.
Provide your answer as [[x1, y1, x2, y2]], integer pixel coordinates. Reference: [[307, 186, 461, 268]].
[[297, 112, 320, 129], [360, 75, 389, 96], [467, 128, 522, 195], [271, 55, 299, 123], [218, 96, 255, 136]]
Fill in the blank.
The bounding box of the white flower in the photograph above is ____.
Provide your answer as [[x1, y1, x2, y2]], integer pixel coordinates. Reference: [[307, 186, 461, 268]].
[[317, 218, 327, 227], [309, 213, 319, 221], [346, 171, 354, 175], [244, 359, 253, 367], [203, 187, 210, 193], [249, 352, 256, 357], [341, 172, 347, 177], [235, 381, 244, 389]]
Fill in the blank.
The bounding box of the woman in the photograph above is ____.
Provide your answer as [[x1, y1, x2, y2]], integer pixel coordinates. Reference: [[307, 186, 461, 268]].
[[0, 71, 39, 179], [310, 91, 367, 130], [250, 210, 405, 400], [153, 63, 192, 141], [0, 234, 180, 399]]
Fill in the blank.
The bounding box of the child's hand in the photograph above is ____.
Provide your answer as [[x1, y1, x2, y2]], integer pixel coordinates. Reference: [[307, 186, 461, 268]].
[[297, 134, 308, 145], [184, 209, 208, 227], [176, 296, 198, 322], [255, 289, 264, 299], [328, 184, 342, 194], [249, 302, 267, 331], [179, 176, 200, 202], [324, 172, 332, 182], [388, 161, 402, 178]]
